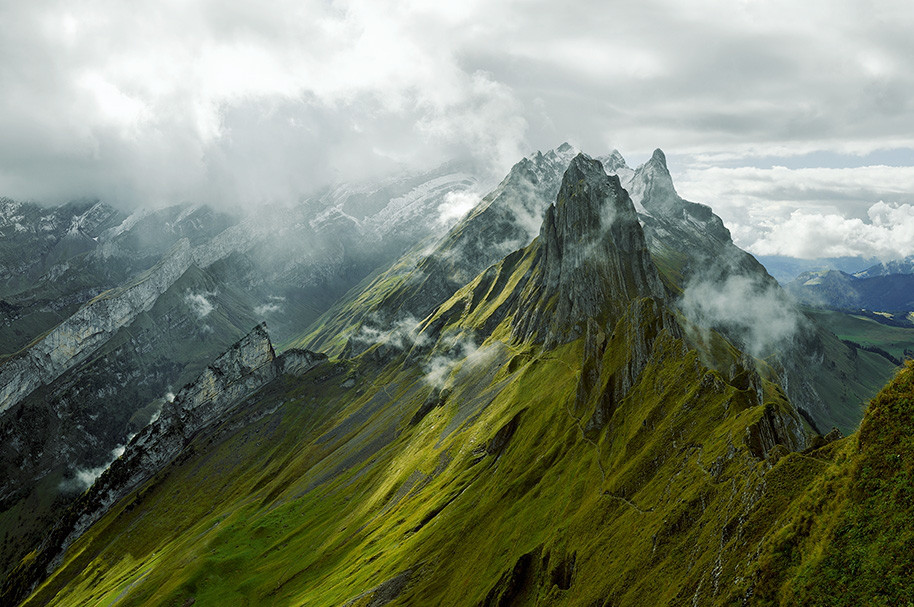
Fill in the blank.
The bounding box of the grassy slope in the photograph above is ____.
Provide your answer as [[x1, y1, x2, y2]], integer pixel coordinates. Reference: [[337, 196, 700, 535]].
[[751, 361, 914, 605], [804, 307, 914, 361], [23, 293, 809, 606]]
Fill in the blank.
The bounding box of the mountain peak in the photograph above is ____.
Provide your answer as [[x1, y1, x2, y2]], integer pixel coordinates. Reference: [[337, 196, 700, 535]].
[[628, 147, 679, 213], [512, 156, 665, 345], [650, 148, 667, 167]]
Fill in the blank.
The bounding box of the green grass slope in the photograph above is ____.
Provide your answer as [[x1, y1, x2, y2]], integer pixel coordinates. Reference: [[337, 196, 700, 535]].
[[749, 360, 914, 605], [19, 288, 816, 606], [804, 307, 914, 361]]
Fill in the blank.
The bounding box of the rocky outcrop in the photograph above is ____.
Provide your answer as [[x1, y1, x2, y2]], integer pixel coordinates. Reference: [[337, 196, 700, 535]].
[[160, 322, 276, 430], [512, 154, 665, 346], [629, 149, 747, 280], [0, 239, 194, 415], [278, 348, 328, 375], [1, 324, 325, 605], [744, 402, 809, 458], [307, 144, 582, 358]]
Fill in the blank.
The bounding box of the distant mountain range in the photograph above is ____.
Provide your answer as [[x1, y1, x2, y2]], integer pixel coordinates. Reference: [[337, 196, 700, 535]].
[[785, 261, 914, 325]]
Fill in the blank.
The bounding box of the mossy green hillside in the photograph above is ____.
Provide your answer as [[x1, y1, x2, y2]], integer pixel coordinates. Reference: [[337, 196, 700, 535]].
[[804, 307, 914, 361], [749, 360, 914, 605], [20, 290, 824, 606]]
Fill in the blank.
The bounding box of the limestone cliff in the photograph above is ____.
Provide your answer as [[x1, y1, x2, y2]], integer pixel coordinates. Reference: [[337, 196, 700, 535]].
[[0, 239, 193, 414], [4, 323, 326, 602]]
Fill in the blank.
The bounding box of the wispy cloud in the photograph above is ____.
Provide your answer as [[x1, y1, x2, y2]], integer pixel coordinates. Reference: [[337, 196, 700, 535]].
[[680, 274, 800, 357], [59, 434, 136, 492], [352, 315, 430, 351], [423, 336, 497, 388], [185, 291, 215, 319]]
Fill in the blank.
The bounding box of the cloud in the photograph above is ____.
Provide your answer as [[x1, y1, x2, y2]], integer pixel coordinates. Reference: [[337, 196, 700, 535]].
[[185, 291, 215, 318], [680, 274, 800, 357], [352, 315, 430, 351], [59, 434, 136, 492], [437, 190, 481, 225], [0, 0, 911, 220], [748, 202, 914, 260], [254, 297, 285, 316], [673, 164, 914, 258], [423, 336, 497, 388]]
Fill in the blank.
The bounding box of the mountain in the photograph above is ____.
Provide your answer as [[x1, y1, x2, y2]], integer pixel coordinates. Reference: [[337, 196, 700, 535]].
[[5, 154, 814, 606], [0, 148, 905, 606], [295, 142, 583, 356], [853, 255, 914, 279], [786, 267, 914, 318], [0, 161, 484, 580], [613, 149, 893, 434], [754, 255, 877, 284]]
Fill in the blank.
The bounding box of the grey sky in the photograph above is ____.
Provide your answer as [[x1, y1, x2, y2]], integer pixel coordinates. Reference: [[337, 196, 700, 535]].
[[1, 0, 913, 258]]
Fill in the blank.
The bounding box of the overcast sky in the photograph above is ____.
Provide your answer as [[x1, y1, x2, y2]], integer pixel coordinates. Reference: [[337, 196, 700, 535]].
[[2, 0, 913, 259]]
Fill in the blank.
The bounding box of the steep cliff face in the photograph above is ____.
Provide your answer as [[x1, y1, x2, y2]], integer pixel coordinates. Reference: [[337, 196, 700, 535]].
[[0, 239, 193, 415], [0, 261, 266, 580], [626, 150, 895, 434], [2, 323, 328, 603], [627, 149, 755, 284], [512, 154, 666, 347], [299, 144, 582, 357]]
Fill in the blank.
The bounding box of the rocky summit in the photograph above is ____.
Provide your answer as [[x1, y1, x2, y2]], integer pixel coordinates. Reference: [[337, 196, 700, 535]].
[[0, 146, 908, 607]]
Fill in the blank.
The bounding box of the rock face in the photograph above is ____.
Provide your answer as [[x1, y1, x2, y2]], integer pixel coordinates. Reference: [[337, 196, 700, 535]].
[[513, 154, 665, 346], [622, 149, 893, 435], [0, 199, 123, 296], [627, 149, 750, 280], [306, 144, 583, 357], [0, 239, 193, 415], [161, 322, 277, 429], [278, 348, 328, 375], [62, 323, 279, 554], [5, 323, 325, 602]]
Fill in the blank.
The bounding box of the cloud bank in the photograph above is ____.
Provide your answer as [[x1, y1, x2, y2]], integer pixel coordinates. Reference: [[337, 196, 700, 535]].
[[1, 1, 913, 259]]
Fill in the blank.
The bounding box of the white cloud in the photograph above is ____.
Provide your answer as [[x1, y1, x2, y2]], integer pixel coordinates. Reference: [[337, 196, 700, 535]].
[[423, 336, 497, 388], [0, 0, 911, 217], [59, 434, 136, 492], [673, 164, 914, 258], [680, 274, 800, 357], [254, 302, 283, 316], [749, 202, 914, 260], [437, 190, 481, 225], [185, 292, 215, 318], [352, 315, 430, 350]]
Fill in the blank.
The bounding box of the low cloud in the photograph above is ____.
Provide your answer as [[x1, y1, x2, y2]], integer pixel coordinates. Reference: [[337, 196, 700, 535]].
[[680, 274, 800, 357], [748, 201, 914, 260], [437, 190, 481, 225], [185, 291, 215, 319], [423, 336, 497, 388], [254, 297, 285, 316], [675, 164, 914, 259], [59, 434, 135, 493], [352, 315, 430, 351]]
